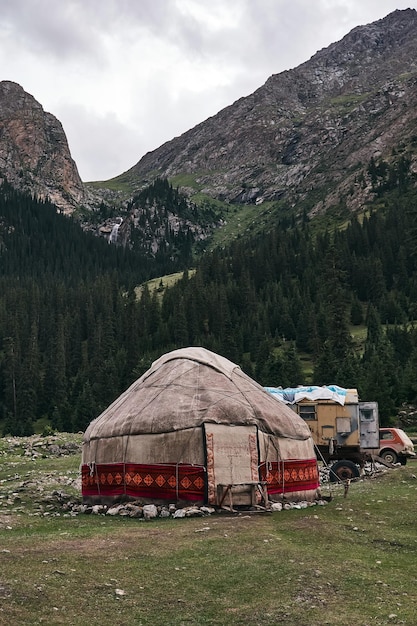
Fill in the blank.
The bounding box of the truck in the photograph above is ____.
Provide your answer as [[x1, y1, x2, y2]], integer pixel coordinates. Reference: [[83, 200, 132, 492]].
[[265, 386, 380, 481], [266, 386, 416, 480]]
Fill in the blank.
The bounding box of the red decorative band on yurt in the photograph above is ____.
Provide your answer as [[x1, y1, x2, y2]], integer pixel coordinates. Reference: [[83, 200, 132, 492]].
[[81, 463, 206, 501], [259, 459, 319, 494]]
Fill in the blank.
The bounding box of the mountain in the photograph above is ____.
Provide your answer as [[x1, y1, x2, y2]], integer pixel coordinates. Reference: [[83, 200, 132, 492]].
[[114, 8, 417, 220], [0, 81, 86, 214], [1, 9, 417, 236]]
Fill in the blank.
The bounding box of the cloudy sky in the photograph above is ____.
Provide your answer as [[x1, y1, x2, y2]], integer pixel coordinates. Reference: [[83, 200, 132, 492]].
[[2, 0, 416, 182]]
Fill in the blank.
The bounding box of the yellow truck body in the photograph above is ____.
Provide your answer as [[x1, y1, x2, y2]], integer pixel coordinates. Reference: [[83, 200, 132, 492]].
[[265, 386, 380, 480]]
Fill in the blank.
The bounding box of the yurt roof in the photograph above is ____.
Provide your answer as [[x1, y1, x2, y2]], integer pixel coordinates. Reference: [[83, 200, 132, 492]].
[[84, 347, 311, 441]]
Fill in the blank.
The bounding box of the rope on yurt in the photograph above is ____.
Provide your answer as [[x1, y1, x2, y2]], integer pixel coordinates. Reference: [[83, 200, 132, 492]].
[[313, 443, 333, 499], [95, 462, 101, 496], [122, 435, 130, 497], [281, 457, 286, 500], [268, 437, 286, 502], [264, 436, 285, 503], [265, 437, 285, 501], [263, 436, 273, 481], [88, 461, 101, 497], [273, 442, 285, 502]]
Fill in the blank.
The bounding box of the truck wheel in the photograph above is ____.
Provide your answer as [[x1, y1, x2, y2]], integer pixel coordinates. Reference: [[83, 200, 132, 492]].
[[379, 449, 398, 465], [329, 460, 360, 483]]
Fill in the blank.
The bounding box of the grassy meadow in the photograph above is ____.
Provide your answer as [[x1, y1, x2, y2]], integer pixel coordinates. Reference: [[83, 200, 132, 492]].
[[0, 436, 417, 625]]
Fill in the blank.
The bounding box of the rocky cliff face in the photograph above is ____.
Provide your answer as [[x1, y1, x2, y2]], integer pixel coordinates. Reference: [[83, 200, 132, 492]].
[[123, 9, 417, 217], [0, 81, 86, 214]]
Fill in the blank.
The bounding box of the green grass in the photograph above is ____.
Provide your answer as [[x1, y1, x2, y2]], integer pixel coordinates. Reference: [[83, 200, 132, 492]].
[[1, 436, 417, 625], [208, 201, 277, 249], [329, 93, 370, 112], [135, 270, 196, 301], [169, 173, 204, 191], [350, 324, 368, 350]]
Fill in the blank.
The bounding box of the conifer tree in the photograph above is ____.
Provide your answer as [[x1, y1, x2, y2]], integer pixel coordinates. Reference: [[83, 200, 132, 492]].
[[313, 340, 338, 386], [401, 346, 417, 403], [363, 304, 383, 361], [360, 339, 398, 423]]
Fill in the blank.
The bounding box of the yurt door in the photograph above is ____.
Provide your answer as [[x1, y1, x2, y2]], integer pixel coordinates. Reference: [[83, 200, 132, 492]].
[[203, 424, 260, 506]]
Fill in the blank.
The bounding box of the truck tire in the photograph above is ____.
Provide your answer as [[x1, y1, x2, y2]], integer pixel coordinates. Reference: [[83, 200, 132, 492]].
[[379, 449, 399, 465], [329, 460, 360, 483]]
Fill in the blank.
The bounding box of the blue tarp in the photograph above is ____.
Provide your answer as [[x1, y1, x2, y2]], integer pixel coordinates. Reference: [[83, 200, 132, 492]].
[[264, 385, 347, 406]]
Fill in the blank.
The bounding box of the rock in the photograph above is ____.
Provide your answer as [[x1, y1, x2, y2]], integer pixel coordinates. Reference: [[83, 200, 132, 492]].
[[115, 588, 126, 596], [126, 505, 143, 518], [118, 507, 131, 516], [107, 505, 124, 516], [47, 445, 62, 456], [185, 507, 204, 517], [142, 504, 158, 520], [0, 81, 86, 214], [199, 506, 215, 515]]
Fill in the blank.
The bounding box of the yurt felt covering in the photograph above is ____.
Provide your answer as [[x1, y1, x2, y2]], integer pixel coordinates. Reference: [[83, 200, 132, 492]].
[[82, 347, 320, 505]]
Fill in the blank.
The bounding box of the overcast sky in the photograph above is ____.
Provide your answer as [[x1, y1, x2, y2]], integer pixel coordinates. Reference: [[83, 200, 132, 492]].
[[2, 0, 416, 182]]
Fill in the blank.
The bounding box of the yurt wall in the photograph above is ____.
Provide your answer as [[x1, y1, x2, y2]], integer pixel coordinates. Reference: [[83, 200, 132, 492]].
[[258, 430, 320, 501]]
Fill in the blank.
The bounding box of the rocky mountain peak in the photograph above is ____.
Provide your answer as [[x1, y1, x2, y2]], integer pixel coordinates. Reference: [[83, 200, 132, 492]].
[[122, 8, 417, 217], [298, 8, 417, 95], [0, 80, 86, 214]]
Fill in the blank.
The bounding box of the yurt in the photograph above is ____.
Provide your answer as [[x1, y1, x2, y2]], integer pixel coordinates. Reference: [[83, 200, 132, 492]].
[[81, 347, 320, 507]]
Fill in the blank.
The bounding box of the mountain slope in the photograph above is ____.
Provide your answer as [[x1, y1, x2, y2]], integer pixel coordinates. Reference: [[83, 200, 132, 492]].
[[116, 9, 417, 218], [0, 81, 87, 214]]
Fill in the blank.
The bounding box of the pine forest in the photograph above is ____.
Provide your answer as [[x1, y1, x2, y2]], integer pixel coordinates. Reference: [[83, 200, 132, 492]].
[[1, 162, 417, 436]]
